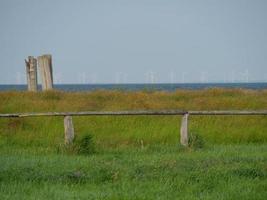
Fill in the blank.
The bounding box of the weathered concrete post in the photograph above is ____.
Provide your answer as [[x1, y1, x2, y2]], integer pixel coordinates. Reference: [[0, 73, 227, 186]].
[[180, 113, 189, 146], [64, 116, 75, 145], [25, 56, 38, 92], [38, 54, 53, 90]]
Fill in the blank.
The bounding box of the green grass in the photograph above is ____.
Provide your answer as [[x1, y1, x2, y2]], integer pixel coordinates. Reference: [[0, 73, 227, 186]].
[[0, 89, 267, 199], [0, 145, 267, 199]]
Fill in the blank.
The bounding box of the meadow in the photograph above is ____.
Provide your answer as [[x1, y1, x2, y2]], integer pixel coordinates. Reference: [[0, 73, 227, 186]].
[[0, 88, 267, 199]]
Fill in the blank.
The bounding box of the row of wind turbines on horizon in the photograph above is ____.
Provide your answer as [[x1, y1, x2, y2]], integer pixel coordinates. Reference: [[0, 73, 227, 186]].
[[13, 69, 265, 84]]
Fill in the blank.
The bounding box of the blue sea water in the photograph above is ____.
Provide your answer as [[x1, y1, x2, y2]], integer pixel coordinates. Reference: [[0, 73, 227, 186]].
[[0, 83, 267, 91]]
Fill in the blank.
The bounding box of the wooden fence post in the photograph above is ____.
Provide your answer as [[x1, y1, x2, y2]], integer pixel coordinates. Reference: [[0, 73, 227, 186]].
[[180, 113, 189, 146], [38, 54, 53, 90], [64, 116, 75, 145], [25, 56, 38, 92]]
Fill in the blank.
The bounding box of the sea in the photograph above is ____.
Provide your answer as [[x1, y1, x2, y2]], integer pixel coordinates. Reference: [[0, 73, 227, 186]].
[[0, 83, 267, 91]]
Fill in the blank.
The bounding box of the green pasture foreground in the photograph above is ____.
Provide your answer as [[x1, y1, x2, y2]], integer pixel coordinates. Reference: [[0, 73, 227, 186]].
[[0, 145, 267, 200], [0, 89, 267, 199]]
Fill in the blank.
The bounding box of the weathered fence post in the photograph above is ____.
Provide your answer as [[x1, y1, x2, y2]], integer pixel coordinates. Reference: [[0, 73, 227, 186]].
[[38, 54, 53, 90], [25, 56, 38, 92], [180, 113, 189, 146], [64, 116, 75, 145]]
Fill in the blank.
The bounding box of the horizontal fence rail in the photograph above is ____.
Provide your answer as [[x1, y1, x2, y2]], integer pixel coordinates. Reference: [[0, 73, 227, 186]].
[[0, 110, 267, 147], [1, 110, 267, 118], [189, 110, 267, 115], [0, 110, 187, 118]]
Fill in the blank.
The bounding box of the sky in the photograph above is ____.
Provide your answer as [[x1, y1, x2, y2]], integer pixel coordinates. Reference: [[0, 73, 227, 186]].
[[0, 0, 267, 84]]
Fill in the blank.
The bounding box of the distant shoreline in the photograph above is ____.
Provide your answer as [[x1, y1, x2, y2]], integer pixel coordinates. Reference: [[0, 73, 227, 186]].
[[1, 82, 267, 91]]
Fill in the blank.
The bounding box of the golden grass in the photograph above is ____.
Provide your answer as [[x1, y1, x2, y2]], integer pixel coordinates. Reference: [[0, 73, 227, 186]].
[[0, 88, 267, 113]]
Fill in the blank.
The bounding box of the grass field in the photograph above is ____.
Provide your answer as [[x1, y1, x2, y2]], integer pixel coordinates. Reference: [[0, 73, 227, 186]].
[[0, 88, 267, 199]]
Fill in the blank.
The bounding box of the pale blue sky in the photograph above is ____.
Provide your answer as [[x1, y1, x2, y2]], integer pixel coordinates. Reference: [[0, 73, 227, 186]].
[[0, 0, 267, 84]]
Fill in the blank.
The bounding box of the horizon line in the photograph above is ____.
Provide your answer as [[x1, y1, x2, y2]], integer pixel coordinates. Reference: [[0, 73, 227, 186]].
[[1, 81, 267, 85]]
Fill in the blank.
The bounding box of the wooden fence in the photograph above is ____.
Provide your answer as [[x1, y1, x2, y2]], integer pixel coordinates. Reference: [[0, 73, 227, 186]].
[[1, 110, 267, 146]]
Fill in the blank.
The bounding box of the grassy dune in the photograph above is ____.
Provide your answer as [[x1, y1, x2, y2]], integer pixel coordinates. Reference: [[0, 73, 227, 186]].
[[0, 89, 267, 199]]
